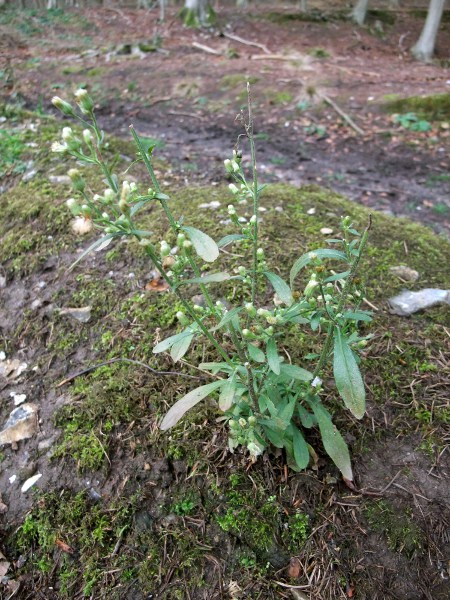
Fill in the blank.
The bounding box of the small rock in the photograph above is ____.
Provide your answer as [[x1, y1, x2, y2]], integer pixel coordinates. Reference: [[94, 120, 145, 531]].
[[0, 358, 28, 380], [31, 299, 42, 310], [0, 403, 39, 445], [37, 435, 57, 452], [0, 497, 7, 514], [0, 275, 6, 288], [22, 168, 37, 182], [9, 474, 17, 484], [388, 289, 450, 316], [0, 351, 5, 361], [48, 175, 71, 185], [10, 392, 27, 406], [275, 205, 284, 212], [389, 266, 419, 282], [307, 207, 316, 215], [0, 550, 10, 578], [59, 306, 92, 323], [21, 473, 42, 493], [320, 227, 333, 235]]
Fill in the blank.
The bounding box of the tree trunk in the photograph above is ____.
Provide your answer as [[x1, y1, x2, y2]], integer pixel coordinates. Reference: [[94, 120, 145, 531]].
[[185, 0, 209, 25], [411, 0, 446, 61], [352, 0, 369, 26]]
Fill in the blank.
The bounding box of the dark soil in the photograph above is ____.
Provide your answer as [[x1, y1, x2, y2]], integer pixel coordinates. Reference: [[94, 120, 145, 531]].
[[0, 3, 449, 600]]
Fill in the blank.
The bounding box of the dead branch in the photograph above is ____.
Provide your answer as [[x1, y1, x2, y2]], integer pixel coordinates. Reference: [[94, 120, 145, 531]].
[[222, 32, 271, 54], [192, 42, 222, 56], [320, 93, 365, 136]]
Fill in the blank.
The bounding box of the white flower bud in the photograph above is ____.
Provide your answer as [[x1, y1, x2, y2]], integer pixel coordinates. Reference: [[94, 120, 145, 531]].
[[103, 189, 115, 203], [62, 127, 74, 142], [83, 129, 93, 145], [121, 180, 131, 201], [249, 215, 257, 224], [51, 141, 67, 153], [228, 183, 239, 195]]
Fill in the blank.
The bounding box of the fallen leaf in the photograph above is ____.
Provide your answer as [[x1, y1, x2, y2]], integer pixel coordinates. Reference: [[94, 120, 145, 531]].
[[287, 556, 302, 579], [145, 269, 170, 292], [56, 539, 74, 554]]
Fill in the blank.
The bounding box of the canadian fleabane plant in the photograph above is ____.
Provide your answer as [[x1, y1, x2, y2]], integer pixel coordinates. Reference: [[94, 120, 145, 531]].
[[52, 86, 372, 481]]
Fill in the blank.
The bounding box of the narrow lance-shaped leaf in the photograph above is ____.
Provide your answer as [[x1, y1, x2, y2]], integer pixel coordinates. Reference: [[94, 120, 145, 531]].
[[160, 380, 224, 431], [217, 233, 246, 248], [247, 343, 266, 363], [263, 271, 293, 306], [279, 363, 313, 382], [219, 375, 236, 412], [290, 249, 348, 288], [69, 233, 121, 271], [177, 272, 231, 287], [292, 425, 310, 470], [266, 338, 281, 375], [333, 327, 366, 419], [183, 226, 219, 263], [309, 398, 353, 481], [153, 328, 194, 354], [170, 331, 195, 362]]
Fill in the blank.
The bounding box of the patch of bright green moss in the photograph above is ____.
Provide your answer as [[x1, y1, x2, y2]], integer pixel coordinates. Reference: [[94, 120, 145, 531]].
[[382, 93, 450, 121]]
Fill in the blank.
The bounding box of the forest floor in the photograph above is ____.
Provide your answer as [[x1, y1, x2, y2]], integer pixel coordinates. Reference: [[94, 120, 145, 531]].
[[0, 3, 449, 600]]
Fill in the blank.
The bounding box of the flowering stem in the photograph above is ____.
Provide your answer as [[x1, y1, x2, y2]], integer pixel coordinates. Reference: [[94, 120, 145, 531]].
[[313, 216, 372, 379], [246, 84, 260, 306]]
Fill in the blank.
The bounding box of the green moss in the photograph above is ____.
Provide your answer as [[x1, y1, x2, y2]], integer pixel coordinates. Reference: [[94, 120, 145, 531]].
[[220, 74, 260, 91], [382, 94, 450, 121], [364, 499, 423, 557], [13, 489, 139, 599]]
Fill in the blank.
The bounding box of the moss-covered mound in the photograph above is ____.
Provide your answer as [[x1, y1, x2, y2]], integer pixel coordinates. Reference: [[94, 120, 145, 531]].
[[1, 108, 449, 600]]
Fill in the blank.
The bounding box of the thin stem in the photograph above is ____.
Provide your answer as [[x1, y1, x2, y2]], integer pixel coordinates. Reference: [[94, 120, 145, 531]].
[[228, 325, 258, 408], [89, 113, 119, 193], [313, 216, 372, 379], [143, 244, 234, 368], [246, 83, 260, 306], [186, 254, 218, 316]]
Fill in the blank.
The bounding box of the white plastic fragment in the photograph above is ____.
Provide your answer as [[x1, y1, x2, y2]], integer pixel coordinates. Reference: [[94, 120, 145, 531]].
[[320, 227, 333, 235], [21, 473, 42, 493], [9, 475, 17, 484]]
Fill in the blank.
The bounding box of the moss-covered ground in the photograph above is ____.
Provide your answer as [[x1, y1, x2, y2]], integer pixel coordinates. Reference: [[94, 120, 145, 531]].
[[0, 101, 448, 600]]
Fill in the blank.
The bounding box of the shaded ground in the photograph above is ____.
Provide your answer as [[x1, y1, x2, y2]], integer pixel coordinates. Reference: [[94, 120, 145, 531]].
[[0, 3, 450, 600]]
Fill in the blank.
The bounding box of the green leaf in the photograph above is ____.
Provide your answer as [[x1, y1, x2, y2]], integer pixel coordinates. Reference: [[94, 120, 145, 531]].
[[342, 311, 372, 323], [160, 380, 224, 430], [69, 233, 121, 271], [210, 307, 242, 332], [278, 396, 297, 427], [218, 376, 236, 411], [177, 272, 231, 287], [324, 270, 350, 283], [266, 338, 281, 375], [217, 233, 246, 248], [309, 398, 353, 480], [333, 328, 366, 419], [263, 271, 293, 306], [183, 226, 219, 263], [153, 329, 193, 354], [170, 331, 195, 362], [292, 426, 310, 469], [297, 405, 316, 428], [263, 425, 285, 448], [247, 343, 265, 363], [290, 249, 348, 288], [280, 363, 313, 382]]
